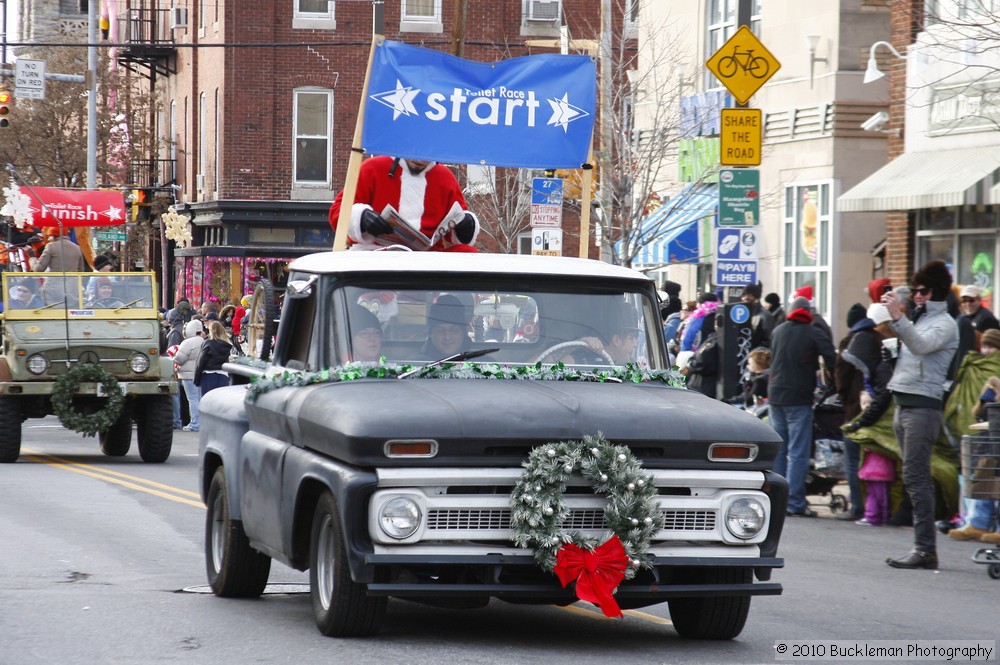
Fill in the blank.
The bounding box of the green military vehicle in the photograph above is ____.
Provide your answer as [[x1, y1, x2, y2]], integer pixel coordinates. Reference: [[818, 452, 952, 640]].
[[0, 271, 177, 463]]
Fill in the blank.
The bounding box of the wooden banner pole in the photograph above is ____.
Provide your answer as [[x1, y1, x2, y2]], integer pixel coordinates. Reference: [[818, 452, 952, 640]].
[[333, 35, 382, 251], [578, 143, 595, 259]]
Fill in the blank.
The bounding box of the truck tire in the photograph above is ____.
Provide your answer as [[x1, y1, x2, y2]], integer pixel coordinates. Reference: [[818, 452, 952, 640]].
[[668, 568, 752, 640], [205, 467, 271, 597], [246, 278, 278, 362], [99, 399, 133, 457], [135, 395, 173, 463], [310, 491, 386, 637], [0, 396, 23, 463]]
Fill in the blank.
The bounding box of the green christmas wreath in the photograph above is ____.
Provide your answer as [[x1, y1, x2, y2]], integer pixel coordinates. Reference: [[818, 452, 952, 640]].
[[509, 434, 662, 578], [52, 364, 125, 436]]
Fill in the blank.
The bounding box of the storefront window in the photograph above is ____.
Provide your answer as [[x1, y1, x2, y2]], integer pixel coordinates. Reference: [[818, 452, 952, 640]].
[[782, 181, 831, 318], [918, 209, 956, 231], [962, 209, 997, 229]]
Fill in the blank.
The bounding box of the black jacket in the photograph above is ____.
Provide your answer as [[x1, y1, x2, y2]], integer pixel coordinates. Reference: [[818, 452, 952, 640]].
[[767, 309, 837, 406], [195, 338, 232, 386]]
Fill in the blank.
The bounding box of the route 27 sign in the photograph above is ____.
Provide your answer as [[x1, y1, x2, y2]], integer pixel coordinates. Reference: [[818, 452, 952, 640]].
[[705, 26, 781, 105]]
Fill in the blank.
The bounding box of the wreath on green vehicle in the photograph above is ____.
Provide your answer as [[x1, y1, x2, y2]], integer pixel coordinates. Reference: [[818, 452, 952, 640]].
[[52, 364, 125, 436]]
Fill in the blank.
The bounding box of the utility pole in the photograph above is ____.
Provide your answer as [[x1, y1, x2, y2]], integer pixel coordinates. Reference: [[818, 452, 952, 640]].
[[451, 0, 467, 57], [87, 0, 98, 188], [598, 0, 613, 262]]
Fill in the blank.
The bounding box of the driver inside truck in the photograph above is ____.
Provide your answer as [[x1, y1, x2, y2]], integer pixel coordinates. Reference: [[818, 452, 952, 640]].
[[9, 278, 45, 309], [348, 306, 384, 363]]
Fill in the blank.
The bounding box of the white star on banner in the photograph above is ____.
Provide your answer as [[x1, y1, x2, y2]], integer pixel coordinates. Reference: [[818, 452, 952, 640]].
[[104, 205, 123, 222], [546, 93, 589, 133], [370, 79, 421, 120]]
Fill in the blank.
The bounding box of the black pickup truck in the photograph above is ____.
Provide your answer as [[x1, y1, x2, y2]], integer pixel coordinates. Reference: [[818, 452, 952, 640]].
[[199, 251, 785, 639]]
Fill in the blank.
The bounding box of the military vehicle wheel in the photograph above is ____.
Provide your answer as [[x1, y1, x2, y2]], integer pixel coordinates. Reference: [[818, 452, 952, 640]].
[[135, 395, 173, 463], [0, 396, 23, 463], [205, 467, 271, 597], [668, 568, 752, 640], [99, 400, 133, 457], [310, 491, 386, 637], [246, 278, 278, 362]]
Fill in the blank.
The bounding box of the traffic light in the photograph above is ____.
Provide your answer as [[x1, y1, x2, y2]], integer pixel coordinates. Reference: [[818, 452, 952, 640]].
[[0, 90, 11, 129], [131, 189, 151, 222]]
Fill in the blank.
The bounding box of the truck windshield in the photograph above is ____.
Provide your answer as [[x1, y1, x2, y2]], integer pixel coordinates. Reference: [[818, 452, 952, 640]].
[[337, 285, 663, 369]]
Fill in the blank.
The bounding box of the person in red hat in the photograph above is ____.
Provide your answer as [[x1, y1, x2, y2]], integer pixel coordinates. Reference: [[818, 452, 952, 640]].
[[329, 156, 479, 252]]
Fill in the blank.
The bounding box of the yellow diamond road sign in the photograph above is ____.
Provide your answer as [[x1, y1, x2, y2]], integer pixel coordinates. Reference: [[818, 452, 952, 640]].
[[706, 26, 781, 105]]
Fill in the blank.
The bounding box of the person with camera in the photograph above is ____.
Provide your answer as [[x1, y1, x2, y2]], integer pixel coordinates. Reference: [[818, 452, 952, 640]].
[[881, 260, 959, 570]]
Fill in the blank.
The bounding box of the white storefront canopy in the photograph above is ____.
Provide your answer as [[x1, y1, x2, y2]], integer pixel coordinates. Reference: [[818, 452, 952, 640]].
[[838, 146, 1000, 212]]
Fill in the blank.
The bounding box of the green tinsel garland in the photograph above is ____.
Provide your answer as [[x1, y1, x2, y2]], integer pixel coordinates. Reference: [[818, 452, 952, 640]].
[[245, 360, 686, 402], [509, 434, 662, 577], [51, 364, 125, 437]]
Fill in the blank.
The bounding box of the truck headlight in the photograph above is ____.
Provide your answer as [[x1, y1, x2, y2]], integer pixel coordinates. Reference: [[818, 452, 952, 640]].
[[725, 497, 766, 540], [128, 353, 150, 374], [26, 354, 49, 375], [378, 497, 421, 540]]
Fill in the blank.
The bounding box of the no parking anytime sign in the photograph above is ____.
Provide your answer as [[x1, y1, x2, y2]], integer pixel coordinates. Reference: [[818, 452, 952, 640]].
[[715, 227, 758, 286]]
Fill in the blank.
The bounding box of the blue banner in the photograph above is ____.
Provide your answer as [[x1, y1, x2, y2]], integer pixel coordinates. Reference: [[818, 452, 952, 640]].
[[361, 40, 597, 169]]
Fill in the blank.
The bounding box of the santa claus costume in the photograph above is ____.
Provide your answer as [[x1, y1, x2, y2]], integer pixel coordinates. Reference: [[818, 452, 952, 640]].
[[329, 156, 479, 252]]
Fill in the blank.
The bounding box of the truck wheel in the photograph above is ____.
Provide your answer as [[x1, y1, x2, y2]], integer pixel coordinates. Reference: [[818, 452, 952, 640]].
[[0, 397, 23, 463], [668, 568, 752, 640], [135, 395, 173, 463], [99, 400, 133, 457], [246, 278, 278, 362], [310, 491, 386, 637], [205, 467, 271, 597]]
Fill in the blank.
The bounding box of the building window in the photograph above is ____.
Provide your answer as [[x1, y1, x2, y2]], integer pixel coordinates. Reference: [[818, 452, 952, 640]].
[[294, 0, 335, 29], [293, 89, 333, 186], [214, 88, 220, 197], [198, 93, 207, 193], [782, 181, 831, 317], [518, 232, 533, 255], [916, 207, 1000, 309], [705, 0, 761, 91], [401, 0, 442, 32]]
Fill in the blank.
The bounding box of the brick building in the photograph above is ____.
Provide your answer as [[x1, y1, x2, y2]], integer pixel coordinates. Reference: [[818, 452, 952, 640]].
[[114, 0, 629, 308]]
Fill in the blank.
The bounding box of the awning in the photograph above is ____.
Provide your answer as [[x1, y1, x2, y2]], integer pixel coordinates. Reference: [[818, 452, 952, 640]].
[[838, 146, 1000, 212], [625, 183, 716, 266]]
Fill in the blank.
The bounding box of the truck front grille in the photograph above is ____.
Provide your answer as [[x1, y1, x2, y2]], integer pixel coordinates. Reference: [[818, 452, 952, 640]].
[[425, 507, 717, 533]]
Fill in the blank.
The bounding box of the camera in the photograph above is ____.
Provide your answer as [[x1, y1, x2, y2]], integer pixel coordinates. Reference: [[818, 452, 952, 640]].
[[861, 111, 889, 132]]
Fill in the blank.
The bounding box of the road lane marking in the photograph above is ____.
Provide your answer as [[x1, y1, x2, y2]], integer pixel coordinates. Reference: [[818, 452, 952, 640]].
[[21, 448, 675, 629], [557, 603, 673, 625], [22, 449, 205, 509]]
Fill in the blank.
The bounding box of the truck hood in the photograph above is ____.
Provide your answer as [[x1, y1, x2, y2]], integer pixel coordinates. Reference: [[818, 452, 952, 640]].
[[246, 378, 783, 470]]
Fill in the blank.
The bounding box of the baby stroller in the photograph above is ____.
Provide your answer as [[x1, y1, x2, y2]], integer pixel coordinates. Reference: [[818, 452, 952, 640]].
[[809, 393, 850, 514]]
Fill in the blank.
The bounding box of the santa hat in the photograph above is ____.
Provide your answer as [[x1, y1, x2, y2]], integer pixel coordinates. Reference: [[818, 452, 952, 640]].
[[867, 278, 891, 303], [793, 285, 813, 302]]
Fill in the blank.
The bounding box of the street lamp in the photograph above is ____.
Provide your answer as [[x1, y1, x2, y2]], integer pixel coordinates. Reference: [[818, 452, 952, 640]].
[[863, 40, 907, 84], [805, 35, 827, 88]]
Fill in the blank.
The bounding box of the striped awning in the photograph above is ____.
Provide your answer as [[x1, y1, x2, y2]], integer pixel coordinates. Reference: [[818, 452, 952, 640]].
[[838, 146, 1000, 212], [626, 183, 716, 267]]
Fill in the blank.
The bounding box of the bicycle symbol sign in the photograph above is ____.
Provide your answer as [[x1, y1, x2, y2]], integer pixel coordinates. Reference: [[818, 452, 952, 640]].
[[705, 26, 781, 105]]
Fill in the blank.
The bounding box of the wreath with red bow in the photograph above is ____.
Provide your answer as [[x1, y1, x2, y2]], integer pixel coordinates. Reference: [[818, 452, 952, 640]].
[[510, 435, 662, 618]]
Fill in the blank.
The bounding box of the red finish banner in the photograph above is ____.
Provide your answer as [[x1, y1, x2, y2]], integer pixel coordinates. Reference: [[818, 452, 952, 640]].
[[25, 187, 127, 228]]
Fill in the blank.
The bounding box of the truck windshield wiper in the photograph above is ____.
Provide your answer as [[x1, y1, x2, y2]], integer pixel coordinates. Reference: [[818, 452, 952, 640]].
[[398, 348, 499, 379]]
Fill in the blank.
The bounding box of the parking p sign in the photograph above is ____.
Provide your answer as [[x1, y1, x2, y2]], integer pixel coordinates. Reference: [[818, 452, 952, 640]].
[[715, 227, 758, 286]]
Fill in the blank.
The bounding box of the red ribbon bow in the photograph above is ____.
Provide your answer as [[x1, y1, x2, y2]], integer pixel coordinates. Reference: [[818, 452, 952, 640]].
[[553, 535, 629, 618]]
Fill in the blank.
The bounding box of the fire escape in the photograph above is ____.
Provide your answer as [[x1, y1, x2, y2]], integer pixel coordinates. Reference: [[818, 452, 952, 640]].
[[116, 6, 177, 189]]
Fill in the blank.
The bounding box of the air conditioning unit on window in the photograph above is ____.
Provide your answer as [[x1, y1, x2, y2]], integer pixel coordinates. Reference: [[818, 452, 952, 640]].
[[526, 0, 560, 22], [170, 7, 188, 29]]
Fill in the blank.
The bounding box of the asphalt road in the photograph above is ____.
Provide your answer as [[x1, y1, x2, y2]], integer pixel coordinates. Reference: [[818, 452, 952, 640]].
[[1, 417, 996, 665]]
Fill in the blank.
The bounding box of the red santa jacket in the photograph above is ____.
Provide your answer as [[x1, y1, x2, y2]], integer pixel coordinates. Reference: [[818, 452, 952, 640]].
[[329, 156, 479, 252]]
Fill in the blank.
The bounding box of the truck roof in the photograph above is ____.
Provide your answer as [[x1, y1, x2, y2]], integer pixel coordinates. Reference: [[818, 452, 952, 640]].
[[289, 251, 652, 282]]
